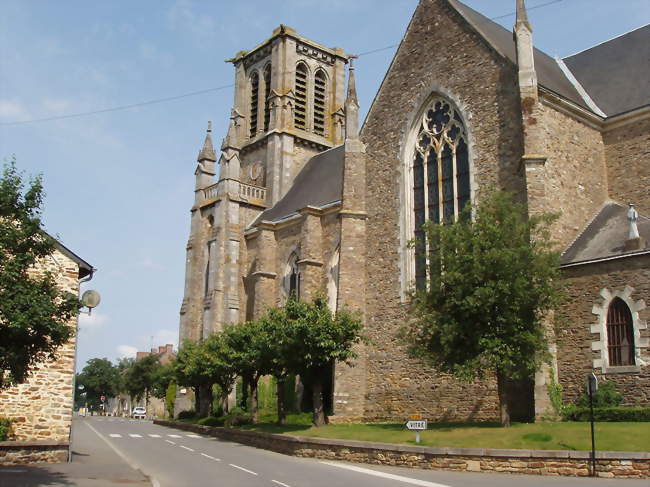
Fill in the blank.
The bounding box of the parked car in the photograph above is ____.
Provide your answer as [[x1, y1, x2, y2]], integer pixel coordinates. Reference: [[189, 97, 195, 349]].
[[132, 407, 146, 419]]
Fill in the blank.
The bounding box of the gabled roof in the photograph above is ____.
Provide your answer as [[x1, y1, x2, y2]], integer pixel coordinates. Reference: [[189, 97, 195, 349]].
[[563, 24, 650, 117], [52, 237, 94, 279], [561, 202, 650, 266], [252, 145, 344, 225]]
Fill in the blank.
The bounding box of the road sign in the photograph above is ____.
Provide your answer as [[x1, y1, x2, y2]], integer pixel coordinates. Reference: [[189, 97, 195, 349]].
[[406, 420, 427, 431], [409, 413, 422, 421]]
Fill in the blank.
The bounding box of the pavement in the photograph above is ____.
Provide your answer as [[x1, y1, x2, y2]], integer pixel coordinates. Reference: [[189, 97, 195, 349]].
[[0, 416, 151, 487]]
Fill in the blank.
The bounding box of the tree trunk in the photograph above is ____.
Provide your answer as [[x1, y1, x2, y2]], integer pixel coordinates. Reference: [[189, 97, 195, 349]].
[[251, 376, 259, 423], [312, 379, 326, 427], [193, 387, 200, 414], [240, 376, 249, 410], [496, 371, 511, 427], [276, 376, 287, 425], [198, 383, 213, 418]]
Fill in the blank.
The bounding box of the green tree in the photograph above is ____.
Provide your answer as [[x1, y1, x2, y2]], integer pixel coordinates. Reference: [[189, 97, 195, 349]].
[[0, 160, 83, 388], [124, 354, 161, 409], [406, 191, 563, 426], [202, 332, 238, 416], [151, 363, 176, 400], [173, 341, 210, 416], [76, 358, 120, 411]]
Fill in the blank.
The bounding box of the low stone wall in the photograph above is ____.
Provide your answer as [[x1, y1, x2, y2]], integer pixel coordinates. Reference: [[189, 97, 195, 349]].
[[0, 441, 68, 465], [155, 420, 650, 479]]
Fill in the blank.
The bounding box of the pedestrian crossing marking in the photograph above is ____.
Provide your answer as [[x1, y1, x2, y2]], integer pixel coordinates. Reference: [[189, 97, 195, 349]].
[[129, 434, 143, 438], [109, 434, 122, 438], [167, 434, 182, 438], [148, 434, 162, 438]]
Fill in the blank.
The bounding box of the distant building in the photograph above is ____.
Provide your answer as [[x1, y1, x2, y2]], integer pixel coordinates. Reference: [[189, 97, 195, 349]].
[[178, 0, 649, 422]]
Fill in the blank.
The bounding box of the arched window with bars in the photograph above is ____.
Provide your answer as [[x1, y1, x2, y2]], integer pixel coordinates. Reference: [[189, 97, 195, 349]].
[[294, 63, 308, 131], [249, 71, 259, 137], [606, 298, 636, 366], [263, 64, 272, 132], [313, 70, 327, 135]]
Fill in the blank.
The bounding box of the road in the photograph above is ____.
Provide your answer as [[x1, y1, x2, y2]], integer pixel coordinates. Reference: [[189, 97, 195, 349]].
[[80, 416, 648, 487]]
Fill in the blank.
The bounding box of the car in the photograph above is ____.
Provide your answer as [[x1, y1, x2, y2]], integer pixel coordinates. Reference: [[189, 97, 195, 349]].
[[131, 407, 146, 419]]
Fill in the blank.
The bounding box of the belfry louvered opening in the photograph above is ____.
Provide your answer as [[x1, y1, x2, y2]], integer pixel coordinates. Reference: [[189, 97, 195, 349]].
[[263, 64, 272, 132], [607, 298, 635, 366], [313, 70, 327, 135], [250, 72, 259, 137], [294, 63, 308, 131]]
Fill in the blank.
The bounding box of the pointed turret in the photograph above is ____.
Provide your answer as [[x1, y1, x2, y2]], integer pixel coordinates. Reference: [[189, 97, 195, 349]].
[[218, 110, 242, 181], [344, 57, 360, 140], [198, 121, 217, 162], [195, 122, 216, 191], [513, 0, 538, 101], [516, 0, 532, 31]]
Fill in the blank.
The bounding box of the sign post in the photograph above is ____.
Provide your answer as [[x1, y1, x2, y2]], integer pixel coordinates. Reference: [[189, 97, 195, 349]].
[[587, 373, 598, 477], [405, 414, 427, 444]]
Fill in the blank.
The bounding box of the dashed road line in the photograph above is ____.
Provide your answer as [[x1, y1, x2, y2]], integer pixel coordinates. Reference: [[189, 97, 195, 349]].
[[129, 434, 143, 438], [109, 434, 122, 438], [271, 480, 291, 487], [201, 453, 221, 461], [320, 461, 450, 487], [167, 434, 182, 438], [180, 445, 195, 452], [165, 440, 175, 445], [148, 434, 162, 438], [229, 464, 258, 476], [186, 434, 201, 438]]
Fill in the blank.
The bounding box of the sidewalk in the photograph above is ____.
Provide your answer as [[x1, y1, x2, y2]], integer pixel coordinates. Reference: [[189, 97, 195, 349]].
[[0, 418, 151, 487]]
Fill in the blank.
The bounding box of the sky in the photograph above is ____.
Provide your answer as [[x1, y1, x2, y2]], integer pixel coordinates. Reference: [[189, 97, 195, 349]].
[[1, 0, 648, 370]]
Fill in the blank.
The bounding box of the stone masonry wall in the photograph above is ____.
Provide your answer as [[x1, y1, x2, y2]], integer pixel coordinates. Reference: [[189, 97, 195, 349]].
[[359, 0, 527, 422], [603, 117, 650, 215], [558, 255, 650, 406], [0, 249, 80, 442]]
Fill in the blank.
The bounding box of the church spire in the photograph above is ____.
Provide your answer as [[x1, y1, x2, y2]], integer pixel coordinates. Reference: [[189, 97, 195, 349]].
[[344, 57, 360, 140], [513, 0, 538, 101], [516, 0, 532, 31], [197, 121, 217, 162]]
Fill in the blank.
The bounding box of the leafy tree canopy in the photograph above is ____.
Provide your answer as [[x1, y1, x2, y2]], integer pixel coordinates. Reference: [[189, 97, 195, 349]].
[[76, 358, 120, 409], [0, 160, 82, 388]]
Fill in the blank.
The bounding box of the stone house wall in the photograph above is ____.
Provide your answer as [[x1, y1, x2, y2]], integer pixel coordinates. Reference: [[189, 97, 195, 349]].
[[0, 249, 81, 442], [558, 255, 650, 406]]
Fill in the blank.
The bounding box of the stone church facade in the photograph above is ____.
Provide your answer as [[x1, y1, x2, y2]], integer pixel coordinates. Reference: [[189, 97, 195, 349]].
[[179, 0, 649, 422]]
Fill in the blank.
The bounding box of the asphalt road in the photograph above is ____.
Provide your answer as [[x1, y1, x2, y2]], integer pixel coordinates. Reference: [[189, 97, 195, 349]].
[[81, 417, 648, 487]]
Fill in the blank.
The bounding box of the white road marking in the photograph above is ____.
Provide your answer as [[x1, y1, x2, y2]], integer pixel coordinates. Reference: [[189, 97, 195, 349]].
[[167, 434, 182, 438], [109, 434, 122, 438], [320, 461, 451, 487], [179, 445, 194, 452], [129, 434, 143, 438], [201, 453, 221, 461], [186, 434, 201, 438], [229, 464, 258, 476], [271, 480, 291, 487], [148, 434, 162, 438], [108, 419, 115, 422], [165, 440, 175, 445]]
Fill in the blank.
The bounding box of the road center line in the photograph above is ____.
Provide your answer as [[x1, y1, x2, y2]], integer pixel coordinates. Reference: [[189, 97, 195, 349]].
[[320, 461, 451, 487], [271, 480, 291, 487], [201, 453, 221, 461], [180, 445, 195, 452], [165, 440, 175, 445], [229, 464, 258, 475]]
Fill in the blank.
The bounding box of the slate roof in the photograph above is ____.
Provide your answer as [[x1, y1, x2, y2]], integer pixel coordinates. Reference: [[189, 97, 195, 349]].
[[561, 203, 650, 266], [52, 237, 94, 278], [563, 24, 650, 117], [252, 145, 344, 225]]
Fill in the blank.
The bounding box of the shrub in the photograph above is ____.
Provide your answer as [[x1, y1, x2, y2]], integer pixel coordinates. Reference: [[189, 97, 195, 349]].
[[197, 416, 224, 427], [0, 418, 12, 441], [562, 406, 650, 422], [177, 409, 196, 420], [165, 382, 176, 419], [223, 407, 253, 427], [575, 381, 622, 408]]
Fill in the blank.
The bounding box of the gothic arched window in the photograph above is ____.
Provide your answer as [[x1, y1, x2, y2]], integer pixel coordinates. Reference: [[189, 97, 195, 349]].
[[294, 63, 308, 131], [249, 71, 259, 137], [313, 70, 327, 136], [263, 64, 272, 132], [285, 252, 300, 300], [607, 298, 635, 366]]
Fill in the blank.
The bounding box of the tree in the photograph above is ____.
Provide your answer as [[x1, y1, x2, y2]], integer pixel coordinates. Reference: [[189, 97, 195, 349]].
[[405, 191, 563, 426], [202, 332, 238, 416], [0, 160, 83, 388], [76, 358, 120, 411], [173, 341, 210, 417], [124, 354, 161, 409]]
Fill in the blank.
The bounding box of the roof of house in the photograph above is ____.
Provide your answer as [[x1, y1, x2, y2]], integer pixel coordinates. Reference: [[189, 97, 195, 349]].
[[252, 145, 344, 225], [52, 237, 94, 279], [561, 202, 650, 266]]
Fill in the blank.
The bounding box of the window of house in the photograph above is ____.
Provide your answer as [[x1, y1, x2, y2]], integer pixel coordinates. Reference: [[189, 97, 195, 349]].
[[313, 70, 327, 136], [294, 63, 308, 131], [263, 64, 272, 132], [250, 71, 259, 137], [607, 297, 636, 366]]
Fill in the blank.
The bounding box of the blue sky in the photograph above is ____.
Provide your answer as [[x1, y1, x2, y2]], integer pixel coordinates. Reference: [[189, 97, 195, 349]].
[[1, 0, 648, 370]]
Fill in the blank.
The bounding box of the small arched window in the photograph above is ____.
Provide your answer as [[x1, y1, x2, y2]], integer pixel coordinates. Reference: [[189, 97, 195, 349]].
[[249, 71, 259, 137], [285, 252, 300, 300], [313, 70, 327, 135], [294, 63, 308, 131], [607, 298, 635, 366], [263, 64, 272, 132]]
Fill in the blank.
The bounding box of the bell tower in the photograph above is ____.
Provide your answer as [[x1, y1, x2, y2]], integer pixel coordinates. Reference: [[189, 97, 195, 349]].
[[228, 25, 349, 205]]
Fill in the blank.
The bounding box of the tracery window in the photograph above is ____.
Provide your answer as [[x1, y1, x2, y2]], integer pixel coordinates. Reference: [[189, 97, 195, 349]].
[[607, 298, 635, 366], [249, 71, 259, 137], [313, 70, 327, 136], [263, 64, 272, 132], [294, 63, 308, 131]]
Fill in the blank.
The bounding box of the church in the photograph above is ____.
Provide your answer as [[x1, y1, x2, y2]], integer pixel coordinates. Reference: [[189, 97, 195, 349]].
[[178, 0, 649, 422]]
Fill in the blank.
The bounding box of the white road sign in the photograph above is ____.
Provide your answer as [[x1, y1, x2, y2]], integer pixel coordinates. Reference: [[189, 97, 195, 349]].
[[405, 420, 427, 430]]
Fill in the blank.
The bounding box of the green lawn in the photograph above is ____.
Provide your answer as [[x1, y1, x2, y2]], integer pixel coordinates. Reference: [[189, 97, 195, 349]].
[[237, 414, 649, 452]]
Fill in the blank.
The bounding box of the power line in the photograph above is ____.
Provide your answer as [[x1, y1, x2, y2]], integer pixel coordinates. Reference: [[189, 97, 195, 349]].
[[0, 0, 565, 126]]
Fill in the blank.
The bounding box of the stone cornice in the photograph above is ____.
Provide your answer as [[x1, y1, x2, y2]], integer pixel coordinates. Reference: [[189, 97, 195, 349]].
[[297, 258, 323, 267], [251, 270, 277, 279], [539, 87, 604, 131], [339, 210, 368, 220], [603, 105, 650, 132]]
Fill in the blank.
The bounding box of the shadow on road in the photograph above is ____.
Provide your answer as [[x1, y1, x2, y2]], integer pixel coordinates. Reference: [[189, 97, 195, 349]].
[[0, 465, 73, 487]]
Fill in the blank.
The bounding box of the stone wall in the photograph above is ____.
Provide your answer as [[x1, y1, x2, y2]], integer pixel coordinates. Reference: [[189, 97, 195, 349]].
[[0, 441, 69, 465], [558, 255, 650, 406], [0, 249, 80, 442], [604, 117, 650, 214], [154, 420, 650, 479]]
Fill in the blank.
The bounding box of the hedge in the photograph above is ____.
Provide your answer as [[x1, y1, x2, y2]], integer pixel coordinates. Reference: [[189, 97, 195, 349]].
[[563, 406, 650, 422]]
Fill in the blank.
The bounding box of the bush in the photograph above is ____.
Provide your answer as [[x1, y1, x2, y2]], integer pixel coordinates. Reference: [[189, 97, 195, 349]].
[[223, 407, 253, 427], [197, 416, 224, 427], [562, 406, 650, 422], [0, 418, 12, 441], [575, 381, 622, 408], [177, 409, 196, 420]]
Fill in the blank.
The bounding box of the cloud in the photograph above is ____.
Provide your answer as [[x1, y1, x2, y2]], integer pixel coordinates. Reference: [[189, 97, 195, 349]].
[[42, 98, 72, 115], [166, 0, 218, 44], [151, 329, 179, 350], [116, 345, 138, 359], [0, 99, 30, 121], [78, 310, 109, 331]]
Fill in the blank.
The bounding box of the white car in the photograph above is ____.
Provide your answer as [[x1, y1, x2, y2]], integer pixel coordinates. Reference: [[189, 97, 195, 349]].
[[131, 407, 146, 419]]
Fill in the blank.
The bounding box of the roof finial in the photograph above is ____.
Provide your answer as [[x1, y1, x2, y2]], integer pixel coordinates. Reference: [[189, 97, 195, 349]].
[[345, 56, 360, 140], [628, 203, 640, 239], [516, 0, 532, 31], [207, 120, 212, 133], [346, 56, 359, 107], [197, 120, 216, 162]]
